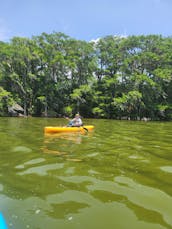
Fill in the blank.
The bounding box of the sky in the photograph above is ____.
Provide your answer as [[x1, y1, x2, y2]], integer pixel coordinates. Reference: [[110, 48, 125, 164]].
[[0, 0, 171, 42]]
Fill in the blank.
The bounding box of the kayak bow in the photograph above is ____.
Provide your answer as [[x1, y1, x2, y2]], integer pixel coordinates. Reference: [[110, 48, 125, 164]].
[[44, 125, 94, 134], [0, 213, 8, 229]]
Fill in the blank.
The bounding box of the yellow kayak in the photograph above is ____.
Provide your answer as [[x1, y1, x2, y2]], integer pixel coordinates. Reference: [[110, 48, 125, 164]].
[[44, 125, 94, 134]]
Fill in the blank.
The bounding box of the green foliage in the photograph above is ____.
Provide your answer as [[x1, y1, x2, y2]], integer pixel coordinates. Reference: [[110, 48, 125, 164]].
[[0, 33, 172, 120], [92, 107, 105, 118], [113, 90, 142, 116], [64, 106, 73, 117], [0, 87, 14, 115]]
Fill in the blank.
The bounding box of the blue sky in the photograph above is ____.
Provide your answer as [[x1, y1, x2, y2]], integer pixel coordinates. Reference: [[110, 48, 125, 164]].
[[0, 0, 171, 42]]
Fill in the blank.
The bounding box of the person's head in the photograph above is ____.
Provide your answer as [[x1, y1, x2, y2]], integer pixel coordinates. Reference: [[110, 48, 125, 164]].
[[75, 113, 80, 119]]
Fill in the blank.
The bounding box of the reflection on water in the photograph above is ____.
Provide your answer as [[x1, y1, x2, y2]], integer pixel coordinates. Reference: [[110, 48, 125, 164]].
[[44, 132, 85, 143], [0, 118, 172, 228], [42, 132, 89, 161]]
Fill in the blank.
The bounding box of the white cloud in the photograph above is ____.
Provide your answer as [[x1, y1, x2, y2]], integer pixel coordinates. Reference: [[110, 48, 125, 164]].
[[90, 38, 100, 44]]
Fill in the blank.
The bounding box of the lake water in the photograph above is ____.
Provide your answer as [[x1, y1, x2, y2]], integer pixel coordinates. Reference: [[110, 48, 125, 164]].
[[0, 117, 172, 229]]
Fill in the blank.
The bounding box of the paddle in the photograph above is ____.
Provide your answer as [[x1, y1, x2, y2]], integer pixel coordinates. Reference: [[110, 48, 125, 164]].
[[82, 125, 88, 132]]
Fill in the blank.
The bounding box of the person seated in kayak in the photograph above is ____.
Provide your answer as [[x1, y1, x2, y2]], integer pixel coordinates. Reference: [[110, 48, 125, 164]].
[[67, 113, 83, 127]]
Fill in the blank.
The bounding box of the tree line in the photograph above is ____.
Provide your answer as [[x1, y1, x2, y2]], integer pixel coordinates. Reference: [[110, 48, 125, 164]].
[[0, 32, 172, 120]]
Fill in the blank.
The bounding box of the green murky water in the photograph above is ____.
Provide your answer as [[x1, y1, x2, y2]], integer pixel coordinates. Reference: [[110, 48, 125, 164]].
[[0, 117, 172, 229]]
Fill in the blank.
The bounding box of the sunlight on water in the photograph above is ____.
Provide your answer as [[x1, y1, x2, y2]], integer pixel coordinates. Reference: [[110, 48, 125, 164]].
[[0, 118, 172, 228]]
